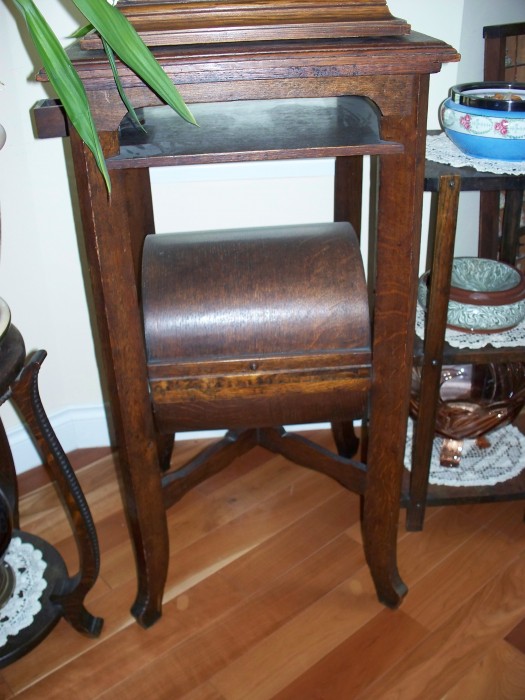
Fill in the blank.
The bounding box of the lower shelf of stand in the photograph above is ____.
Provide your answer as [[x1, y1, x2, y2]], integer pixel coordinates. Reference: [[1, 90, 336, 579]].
[[401, 414, 525, 507], [401, 467, 525, 507]]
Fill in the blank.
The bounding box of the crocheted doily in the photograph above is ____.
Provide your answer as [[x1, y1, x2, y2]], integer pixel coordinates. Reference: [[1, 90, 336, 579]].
[[404, 418, 525, 487], [426, 132, 525, 176], [0, 537, 48, 646], [415, 304, 525, 349]]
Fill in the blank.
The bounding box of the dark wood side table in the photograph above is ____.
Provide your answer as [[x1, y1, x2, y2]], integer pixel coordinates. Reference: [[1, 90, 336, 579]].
[[406, 152, 525, 531], [33, 1, 459, 627], [0, 321, 102, 667]]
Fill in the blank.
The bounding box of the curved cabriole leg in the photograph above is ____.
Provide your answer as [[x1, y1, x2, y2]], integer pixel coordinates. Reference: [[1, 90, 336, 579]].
[[361, 83, 430, 608], [10, 351, 103, 637], [362, 490, 408, 608]]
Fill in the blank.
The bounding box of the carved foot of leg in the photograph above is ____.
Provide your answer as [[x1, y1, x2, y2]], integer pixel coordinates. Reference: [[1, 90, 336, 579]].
[[61, 601, 104, 637], [131, 592, 163, 629], [371, 567, 408, 609], [362, 496, 408, 608], [405, 501, 425, 532]]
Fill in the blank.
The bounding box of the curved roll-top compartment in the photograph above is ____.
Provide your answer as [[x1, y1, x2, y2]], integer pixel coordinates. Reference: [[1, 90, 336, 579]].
[[142, 222, 371, 432]]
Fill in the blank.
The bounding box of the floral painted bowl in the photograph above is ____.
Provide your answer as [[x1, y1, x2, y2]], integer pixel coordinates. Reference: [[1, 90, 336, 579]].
[[418, 258, 525, 333], [440, 81, 525, 161]]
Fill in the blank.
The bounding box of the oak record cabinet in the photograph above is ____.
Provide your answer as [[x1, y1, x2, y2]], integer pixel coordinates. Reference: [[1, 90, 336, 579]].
[[33, 0, 459, 626]]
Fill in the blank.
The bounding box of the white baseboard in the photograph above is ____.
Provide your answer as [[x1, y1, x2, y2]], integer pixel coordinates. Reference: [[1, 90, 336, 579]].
[[8, 403, 334, 475], [8, 405, 112, 474]]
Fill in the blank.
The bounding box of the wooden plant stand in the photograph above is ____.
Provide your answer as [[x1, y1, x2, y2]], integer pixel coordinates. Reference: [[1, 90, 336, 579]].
[[0, 323, 102, 667]]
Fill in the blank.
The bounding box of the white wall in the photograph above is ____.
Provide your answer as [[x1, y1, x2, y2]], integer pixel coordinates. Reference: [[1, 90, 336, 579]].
[[0, 0, 522, 471], [454, 0, 525, 258], [0, 1, 110, 469], [388, 0, 524, 264]]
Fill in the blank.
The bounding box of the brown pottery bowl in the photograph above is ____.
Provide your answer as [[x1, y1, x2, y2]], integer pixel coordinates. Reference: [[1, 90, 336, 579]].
[[418, 258, 525, 333]]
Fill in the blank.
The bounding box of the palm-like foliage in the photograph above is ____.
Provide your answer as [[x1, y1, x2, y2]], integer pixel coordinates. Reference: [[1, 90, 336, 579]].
[[12, 0, 196, 193]]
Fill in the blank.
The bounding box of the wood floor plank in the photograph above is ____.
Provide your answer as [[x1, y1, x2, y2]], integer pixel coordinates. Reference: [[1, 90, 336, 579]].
[[164, 456, 311, 552], [219, 490, 360, 594], [6, 487, 359, 698], [478, 499, 525, 543], [179, 684, 228, 700], [4, 433, 525, 699], [88, 530, 365, 699], [356, 554, 525, 699], [439, 640, 525, 700], [194, 445, 275, 495], [16, 447, 113, 498], [6, 572, 242, 698], [209, 565, 386, 700], [0, 673, 14, 699], [397, 506, 483, 580], [402, 523, 525, 631], [271, 609, 428, 700], [161, 470, 346, 604]]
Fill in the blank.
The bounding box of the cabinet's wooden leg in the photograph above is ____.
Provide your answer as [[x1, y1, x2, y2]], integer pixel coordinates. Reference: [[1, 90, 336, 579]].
[[70, 132, 168, 627], [157, 433, 175, 472], [331, 421, 360, 458]]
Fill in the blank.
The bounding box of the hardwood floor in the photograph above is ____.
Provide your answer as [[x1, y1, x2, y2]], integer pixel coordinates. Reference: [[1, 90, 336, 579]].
[[2, 430, 525, 699]]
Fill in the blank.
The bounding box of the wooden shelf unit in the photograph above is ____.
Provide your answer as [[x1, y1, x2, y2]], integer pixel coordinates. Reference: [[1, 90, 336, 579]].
[[406, 156, 525, 529]]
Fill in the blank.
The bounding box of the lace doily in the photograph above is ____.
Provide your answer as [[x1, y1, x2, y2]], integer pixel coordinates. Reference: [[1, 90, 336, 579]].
[[0, 537, 48, 646], [426, 132, 525, 176], [404, 418, 525, 487], [415, 304, 525, 349]]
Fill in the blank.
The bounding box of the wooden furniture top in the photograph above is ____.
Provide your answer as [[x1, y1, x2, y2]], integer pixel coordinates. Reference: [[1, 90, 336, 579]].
[[81, 0, 410, 47], [35, 33, 459, 140]]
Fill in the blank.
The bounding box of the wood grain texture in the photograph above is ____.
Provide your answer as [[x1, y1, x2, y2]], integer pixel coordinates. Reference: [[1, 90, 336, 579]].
[[2, 431, 524, 699]]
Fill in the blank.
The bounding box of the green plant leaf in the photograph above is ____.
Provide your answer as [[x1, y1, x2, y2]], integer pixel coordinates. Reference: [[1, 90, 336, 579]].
[[70, 0, 197, 126], [12, 0, 111, 193], [101, 37, 145, 132], [70, 23, 94, 39]]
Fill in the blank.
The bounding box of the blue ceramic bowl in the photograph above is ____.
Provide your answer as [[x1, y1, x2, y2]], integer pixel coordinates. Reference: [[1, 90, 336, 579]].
[[440, 82, 525, 161]]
